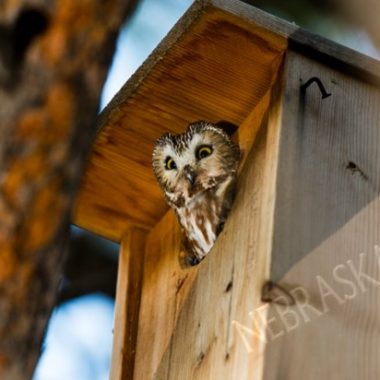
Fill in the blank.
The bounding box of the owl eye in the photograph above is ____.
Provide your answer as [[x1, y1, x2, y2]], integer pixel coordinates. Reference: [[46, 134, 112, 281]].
[[196, 145, 213, 160], [165, 156, 177, 170]]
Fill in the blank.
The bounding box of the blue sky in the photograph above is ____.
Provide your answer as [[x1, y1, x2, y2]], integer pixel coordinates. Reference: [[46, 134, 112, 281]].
[[101, 0, 193, 110]]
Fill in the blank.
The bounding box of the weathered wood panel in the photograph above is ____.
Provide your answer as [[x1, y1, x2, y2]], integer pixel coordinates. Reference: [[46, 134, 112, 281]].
[[133, 210, 199, 379], [131, 72, 284, 379], [211, 0, 380, 82], [74, 0, 380, 244], [73, 1, 287, 242], [263, 51, 380, 380], [128, 64, 281, 379], [110, 227, 147, 380]]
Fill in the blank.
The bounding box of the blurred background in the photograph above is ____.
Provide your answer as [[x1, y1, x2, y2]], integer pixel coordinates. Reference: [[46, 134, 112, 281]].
[[32, 0, 380, 379]]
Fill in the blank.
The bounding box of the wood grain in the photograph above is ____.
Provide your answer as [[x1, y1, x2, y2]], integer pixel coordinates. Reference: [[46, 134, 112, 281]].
[[263, 51, 380, 380], [73, 1, 287, 242], [72, 1, 380, 377], [110, 227, 147, 380], [133, 210, 199, 379], [74, 0, 380, 243], [131, 72, 284, 379], [210, 0, 380, 82]]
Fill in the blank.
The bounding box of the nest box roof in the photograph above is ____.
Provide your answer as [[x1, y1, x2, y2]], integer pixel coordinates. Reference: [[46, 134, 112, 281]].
[[73, 0, 380, 242]]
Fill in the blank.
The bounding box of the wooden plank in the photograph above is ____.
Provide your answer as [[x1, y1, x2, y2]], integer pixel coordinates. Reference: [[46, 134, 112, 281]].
[[73, 1, 287, 241], [263, 51, 380, 379], [209, 0, 380, 83], [133, 210, 199, 379], [132, 71, 284, 379], [74, 0, 380, 243], [110, 227, 147, 380]]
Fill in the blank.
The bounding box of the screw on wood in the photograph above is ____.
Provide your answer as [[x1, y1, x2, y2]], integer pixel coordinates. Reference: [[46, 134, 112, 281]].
[[225, 280, 233, 292], [346, 161, 369, 181], [300, 77, 332, 99], [261, 281, 295, 306]]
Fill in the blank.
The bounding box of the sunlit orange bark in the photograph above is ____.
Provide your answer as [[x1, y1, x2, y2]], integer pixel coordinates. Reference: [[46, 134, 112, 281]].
[[0, 1, 135, 378]]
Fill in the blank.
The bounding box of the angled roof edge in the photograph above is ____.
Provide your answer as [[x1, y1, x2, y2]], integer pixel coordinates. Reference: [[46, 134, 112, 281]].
[[74, 0, 380, 241], [99, 0, 380, 133], [97, 1, 207, 131], [207, 0, 380, 84]]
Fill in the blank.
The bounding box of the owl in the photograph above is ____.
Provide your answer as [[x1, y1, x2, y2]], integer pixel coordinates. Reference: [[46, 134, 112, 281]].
[[152, 121, 241, 266]]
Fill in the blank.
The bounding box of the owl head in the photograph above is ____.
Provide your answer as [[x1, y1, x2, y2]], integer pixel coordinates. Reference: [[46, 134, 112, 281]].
[[152, 121, 240, 208]]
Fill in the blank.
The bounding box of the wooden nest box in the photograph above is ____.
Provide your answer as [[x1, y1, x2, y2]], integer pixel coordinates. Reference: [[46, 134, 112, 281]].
[[73, 0, 380, 379]]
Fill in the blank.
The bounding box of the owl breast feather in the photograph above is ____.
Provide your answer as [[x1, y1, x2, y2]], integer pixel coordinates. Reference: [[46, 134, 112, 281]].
[[174, 176, 236, 262]]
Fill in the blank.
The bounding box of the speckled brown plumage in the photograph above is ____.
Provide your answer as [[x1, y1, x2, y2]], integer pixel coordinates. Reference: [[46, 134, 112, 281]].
[[152, 121, 240, 266]]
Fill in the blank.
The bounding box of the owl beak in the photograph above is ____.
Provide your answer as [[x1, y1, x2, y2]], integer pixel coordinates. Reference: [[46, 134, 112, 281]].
[[184, 165, 196, 186], [186, 171, 196, 186]]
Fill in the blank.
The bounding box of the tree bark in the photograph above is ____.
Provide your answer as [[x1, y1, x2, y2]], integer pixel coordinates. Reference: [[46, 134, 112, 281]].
[[0, 1, 136, 378]]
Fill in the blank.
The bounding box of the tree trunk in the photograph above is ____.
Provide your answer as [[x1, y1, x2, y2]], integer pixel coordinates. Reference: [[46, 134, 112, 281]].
[[0, 1, 136, 378]]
